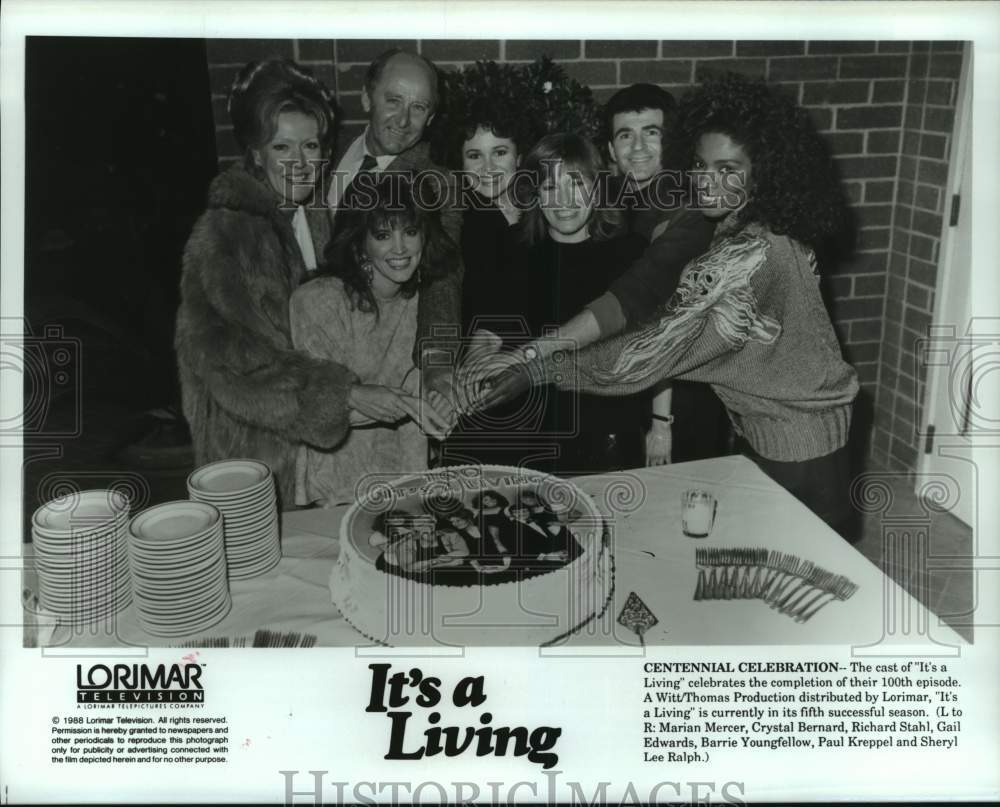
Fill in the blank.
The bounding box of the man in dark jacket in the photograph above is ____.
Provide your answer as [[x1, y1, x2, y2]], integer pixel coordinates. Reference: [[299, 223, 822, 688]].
[[328, 49, 463, 378], [598, 83, 731, 463]]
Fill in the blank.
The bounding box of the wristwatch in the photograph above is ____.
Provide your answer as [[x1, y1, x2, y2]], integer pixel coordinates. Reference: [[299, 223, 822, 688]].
[[651, 414, 675, 425]]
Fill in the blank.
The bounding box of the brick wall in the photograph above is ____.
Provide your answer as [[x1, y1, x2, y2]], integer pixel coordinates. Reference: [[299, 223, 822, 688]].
[[204, 39, 964, 471], [871, 43, 964, 472]]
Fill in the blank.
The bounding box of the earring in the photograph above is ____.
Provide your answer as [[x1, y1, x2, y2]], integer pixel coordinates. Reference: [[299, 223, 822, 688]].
[[361, 257, 375, 285]]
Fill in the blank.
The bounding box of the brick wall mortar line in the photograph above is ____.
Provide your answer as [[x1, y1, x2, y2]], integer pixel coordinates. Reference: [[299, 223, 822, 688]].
[[873, 41, 914, 448]]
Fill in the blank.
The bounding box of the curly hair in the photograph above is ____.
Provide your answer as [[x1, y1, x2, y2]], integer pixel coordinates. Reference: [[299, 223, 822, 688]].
[[431, 61, 537, 170], [317, 174, 460, 316], [673, 73, 847, 251], [516, 132, 624, 247]]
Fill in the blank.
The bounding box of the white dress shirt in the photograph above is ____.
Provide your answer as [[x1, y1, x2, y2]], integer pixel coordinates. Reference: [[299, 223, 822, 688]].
[[291, 205, 317, 271], [326, 129, 396, 210]]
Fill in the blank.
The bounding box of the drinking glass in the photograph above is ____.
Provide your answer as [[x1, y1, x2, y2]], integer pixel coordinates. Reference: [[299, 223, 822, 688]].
[[682, 489, 717, 538]]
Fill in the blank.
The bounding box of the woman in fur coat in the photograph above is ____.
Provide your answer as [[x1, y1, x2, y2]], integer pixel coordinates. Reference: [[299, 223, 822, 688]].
[[175, 60, 360, 504]]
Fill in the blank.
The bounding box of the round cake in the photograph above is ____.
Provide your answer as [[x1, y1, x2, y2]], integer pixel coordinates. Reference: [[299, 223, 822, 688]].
[[331, 465, 613, 646]]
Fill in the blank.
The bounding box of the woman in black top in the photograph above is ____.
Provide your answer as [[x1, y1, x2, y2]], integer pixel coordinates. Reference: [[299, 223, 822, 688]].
[[455, 133, 648, 473], [431, 67, 534, 339]]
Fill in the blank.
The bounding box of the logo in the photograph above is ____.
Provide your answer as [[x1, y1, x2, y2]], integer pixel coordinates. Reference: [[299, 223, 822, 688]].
[[76, 664, 205, 703]]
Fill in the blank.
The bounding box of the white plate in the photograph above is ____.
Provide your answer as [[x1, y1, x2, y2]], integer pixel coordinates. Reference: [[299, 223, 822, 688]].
[[129, 501, 221, 543], [135, 588, 231, 622], [134, 583, 229, 616], [129, 542, 225, 571], [136, 593, 232, 635], [33, 550, 129, 578], [57, 593, 134, 624], [128, 529, 223, 557], [130, 565, 227, 596], [137, 600, 232, 638], [133, 577, 228, 606], [36, 579, 130, 602], [35, 564, 130, 589], [33, 490, 130, 533], [31, 519, 127, 551], [39, 583, 132, 613], [127, 525, 224, 560], [218, 501, 276, 525], [190, 480, 275, 504], [32, 542, 128, 569], [130, 552, 227, 583], [187, 459, 271, 495]]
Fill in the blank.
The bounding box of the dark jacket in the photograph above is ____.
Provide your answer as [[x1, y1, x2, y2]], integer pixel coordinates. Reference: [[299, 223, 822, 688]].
[[175, 164, 356, 503]]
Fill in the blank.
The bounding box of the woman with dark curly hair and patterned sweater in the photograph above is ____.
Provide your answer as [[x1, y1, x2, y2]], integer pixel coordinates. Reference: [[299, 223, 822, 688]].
[[475, 74, 859, 539]]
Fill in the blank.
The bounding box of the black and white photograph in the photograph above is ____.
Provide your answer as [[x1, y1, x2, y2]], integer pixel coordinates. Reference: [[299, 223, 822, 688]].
[[2, 0, 998, 803]]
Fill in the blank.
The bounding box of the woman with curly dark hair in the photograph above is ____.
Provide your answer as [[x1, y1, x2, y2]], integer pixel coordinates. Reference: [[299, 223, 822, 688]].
[[479, 74, 859, 538], [432, 61, 537, 338], [289, 174, 458, 506]]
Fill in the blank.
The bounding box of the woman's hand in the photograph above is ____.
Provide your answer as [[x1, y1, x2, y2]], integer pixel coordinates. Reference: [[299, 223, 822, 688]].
[[420, 362, 459, 423], [398, 389, 456, 440], [348, 384, 413, 425], [646, 419, 673, 466]]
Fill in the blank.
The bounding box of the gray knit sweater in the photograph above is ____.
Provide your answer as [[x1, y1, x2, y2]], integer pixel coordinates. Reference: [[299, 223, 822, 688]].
[[549, 217, 858, 462]]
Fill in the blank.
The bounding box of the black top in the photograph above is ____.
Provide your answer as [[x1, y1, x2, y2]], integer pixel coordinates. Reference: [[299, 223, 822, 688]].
[[448, 228, 650, 473], [460, 202, 528, 338]]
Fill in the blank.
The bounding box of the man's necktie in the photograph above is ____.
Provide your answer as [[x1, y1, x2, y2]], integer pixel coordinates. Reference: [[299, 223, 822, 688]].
[[342, 154, 379, 211]]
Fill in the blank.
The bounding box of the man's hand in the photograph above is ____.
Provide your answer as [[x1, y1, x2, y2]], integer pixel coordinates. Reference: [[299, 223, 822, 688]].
[[645, 418, 673, 466], [467, 359, 535, 413], [453, 330, 507, 412]]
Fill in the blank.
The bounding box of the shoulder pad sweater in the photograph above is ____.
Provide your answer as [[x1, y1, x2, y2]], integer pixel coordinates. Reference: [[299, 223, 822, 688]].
[[549, 218, 859, 462]]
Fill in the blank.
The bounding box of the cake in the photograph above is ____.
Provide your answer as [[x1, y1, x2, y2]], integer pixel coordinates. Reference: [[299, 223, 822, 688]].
[[331, 465, 613, 646]]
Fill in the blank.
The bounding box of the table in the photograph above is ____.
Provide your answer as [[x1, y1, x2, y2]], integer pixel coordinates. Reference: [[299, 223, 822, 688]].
[[27, 457, 966, 649]]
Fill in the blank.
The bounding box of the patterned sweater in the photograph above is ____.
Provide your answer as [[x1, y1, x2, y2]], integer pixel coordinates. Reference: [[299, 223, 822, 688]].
[[550, 218, 859, 462]]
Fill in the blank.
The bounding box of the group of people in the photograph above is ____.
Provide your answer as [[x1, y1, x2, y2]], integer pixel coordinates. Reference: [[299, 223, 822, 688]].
[[371, 489, 581, 585], [175, 47, 860, 542]]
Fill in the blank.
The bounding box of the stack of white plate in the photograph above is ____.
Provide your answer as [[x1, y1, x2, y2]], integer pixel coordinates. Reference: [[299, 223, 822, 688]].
[[186, 459, 281, 579], [127, 501, 232, 637], [31, 489, 132, 623]]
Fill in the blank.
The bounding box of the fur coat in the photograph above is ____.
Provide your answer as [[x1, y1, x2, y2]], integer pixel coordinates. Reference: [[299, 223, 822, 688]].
[[175, 164, 355, 504]]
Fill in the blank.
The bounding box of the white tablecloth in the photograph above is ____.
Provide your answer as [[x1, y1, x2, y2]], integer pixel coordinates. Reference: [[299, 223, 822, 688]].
[[30, 457, 966, 649]]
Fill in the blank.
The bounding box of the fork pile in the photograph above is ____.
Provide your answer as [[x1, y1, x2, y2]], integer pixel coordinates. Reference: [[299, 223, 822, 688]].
[[173, 630, 319, 648], [694, 548, 858, 622]]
